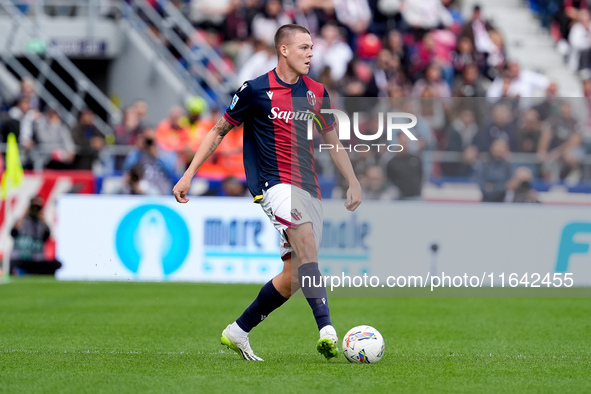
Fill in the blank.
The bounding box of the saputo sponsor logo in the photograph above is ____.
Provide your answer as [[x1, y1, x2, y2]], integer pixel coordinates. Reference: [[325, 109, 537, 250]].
[[268, 106, 315, 123]]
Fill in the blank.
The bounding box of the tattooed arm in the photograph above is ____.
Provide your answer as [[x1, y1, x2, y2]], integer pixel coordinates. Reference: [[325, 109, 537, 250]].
[[173, 117, 235, 203]]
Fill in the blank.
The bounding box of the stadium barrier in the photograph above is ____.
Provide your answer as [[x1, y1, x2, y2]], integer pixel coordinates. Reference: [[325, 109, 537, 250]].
[[55, 195, 591, 287]]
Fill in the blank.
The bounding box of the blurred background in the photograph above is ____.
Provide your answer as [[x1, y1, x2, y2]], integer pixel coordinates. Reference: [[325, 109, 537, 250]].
[[1, 0, 591, 281]]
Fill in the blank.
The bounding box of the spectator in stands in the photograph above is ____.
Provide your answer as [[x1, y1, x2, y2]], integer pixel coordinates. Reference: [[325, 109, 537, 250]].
[[71, 108, 105, 170], [389, 100, 437, 154], [532, 82, 560, 121], [114, 106, 142, 146], [112, 106, 143, 171], [366, 49, 392, 97], [123, 128, 179, 195], [212, 121, 245, 179], [442, 109, 479, 177], [156, 105, 190, 158], [133, 99, 149, 133], [185, 97, 216, 163], [339, 58, 373, 99], [431, 28, 457, 86], [442, 0, 465, 29], [333, 0, 371, 38], [453, 62, 488, 98], [538, 101, 582, 181], [505, 166, 539, 203], [474, 103, 518, 152], [386, 133, 423, 200], [452, 36, 484, 75], [409, 31, 436, 81], [477, 139, 512, 202], [311, 22, 354, 82], [556, 0, 588, 47], [8, 77, 40, 111], [33, 107, 75, 170], [361, 52, 398, 98], [222, 0, 250, 42], [517, 109, 543, 154], [487, 61, 550, 101], [251, 0, 291, 47], [221, 176, 247, 197], [189, 0, 231, 32], [385, 30, 410, 78], [118, 164, 146, 195], [237, 40, 277, 83], [484, 29, 507, 79], [568, 8, 591, 71], [10, 197, 62, 276], [385, 0, 453, 34], [360, 165, 397, 200], [459, 5, 495, 57], [1, 97, 35, 147], [293, 0, 327, 38], [416, 87, 448, 148], [412, 63, 452, 98], [350, 149, 381, 181]]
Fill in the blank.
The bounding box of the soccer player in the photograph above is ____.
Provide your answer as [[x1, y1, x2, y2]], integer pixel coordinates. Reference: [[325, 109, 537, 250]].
[[173, 24, 362, 361]]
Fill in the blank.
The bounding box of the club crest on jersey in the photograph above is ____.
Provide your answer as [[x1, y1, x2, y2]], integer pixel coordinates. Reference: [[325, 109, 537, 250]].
[[307, 90, 316, 106], [291, 208, 303, 221]]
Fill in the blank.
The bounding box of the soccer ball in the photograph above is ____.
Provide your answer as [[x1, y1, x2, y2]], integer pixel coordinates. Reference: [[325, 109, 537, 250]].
[[342, 325, 385, 364]]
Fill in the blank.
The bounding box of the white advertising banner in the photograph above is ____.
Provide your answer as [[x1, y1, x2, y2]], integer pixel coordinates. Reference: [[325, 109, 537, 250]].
[[56, 195, 283, 282], [320, 202, 591, 287], [56, 195, 591, 286]]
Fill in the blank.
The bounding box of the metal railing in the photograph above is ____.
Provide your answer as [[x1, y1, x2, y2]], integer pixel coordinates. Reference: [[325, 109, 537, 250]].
[[0, 0, 122, 135], [2, 0, 236, 120], [120, 0, 235, 108]]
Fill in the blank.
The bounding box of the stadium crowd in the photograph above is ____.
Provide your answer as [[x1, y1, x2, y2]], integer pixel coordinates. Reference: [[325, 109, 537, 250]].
[[2, 0, 591, 203]]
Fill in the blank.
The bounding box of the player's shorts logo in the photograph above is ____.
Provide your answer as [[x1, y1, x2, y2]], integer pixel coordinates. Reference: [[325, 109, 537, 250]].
[[291, 208, 303, 221], [307, 90, 316, 106]]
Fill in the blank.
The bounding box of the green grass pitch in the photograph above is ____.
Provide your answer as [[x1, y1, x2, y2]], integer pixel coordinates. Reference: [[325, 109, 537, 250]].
[[1, 278, 590, 393]]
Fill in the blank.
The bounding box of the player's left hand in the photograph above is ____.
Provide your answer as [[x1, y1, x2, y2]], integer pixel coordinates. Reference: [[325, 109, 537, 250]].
[[345, 181, 362, 211]]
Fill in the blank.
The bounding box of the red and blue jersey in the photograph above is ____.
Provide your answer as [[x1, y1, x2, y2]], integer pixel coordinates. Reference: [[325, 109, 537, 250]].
[[223, 69, 336, 200]]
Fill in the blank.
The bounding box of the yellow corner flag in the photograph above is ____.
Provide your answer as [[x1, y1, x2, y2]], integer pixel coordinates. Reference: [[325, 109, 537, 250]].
[[1, 133, 24, 200]]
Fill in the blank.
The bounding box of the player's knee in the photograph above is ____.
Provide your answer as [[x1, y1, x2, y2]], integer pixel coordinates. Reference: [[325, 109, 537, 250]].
[[291, 225, 318, 263]]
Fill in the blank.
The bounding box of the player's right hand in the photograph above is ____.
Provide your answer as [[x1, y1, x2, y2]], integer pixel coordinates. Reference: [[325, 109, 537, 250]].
[[345, 181, 362, 212], [173, 177, 191, 203]]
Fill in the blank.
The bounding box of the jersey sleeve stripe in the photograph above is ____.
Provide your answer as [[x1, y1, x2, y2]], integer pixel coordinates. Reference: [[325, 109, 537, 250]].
[[223, 112, 241, 126], [275, 215, 297, 228], [318, 120, 337, 134]]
